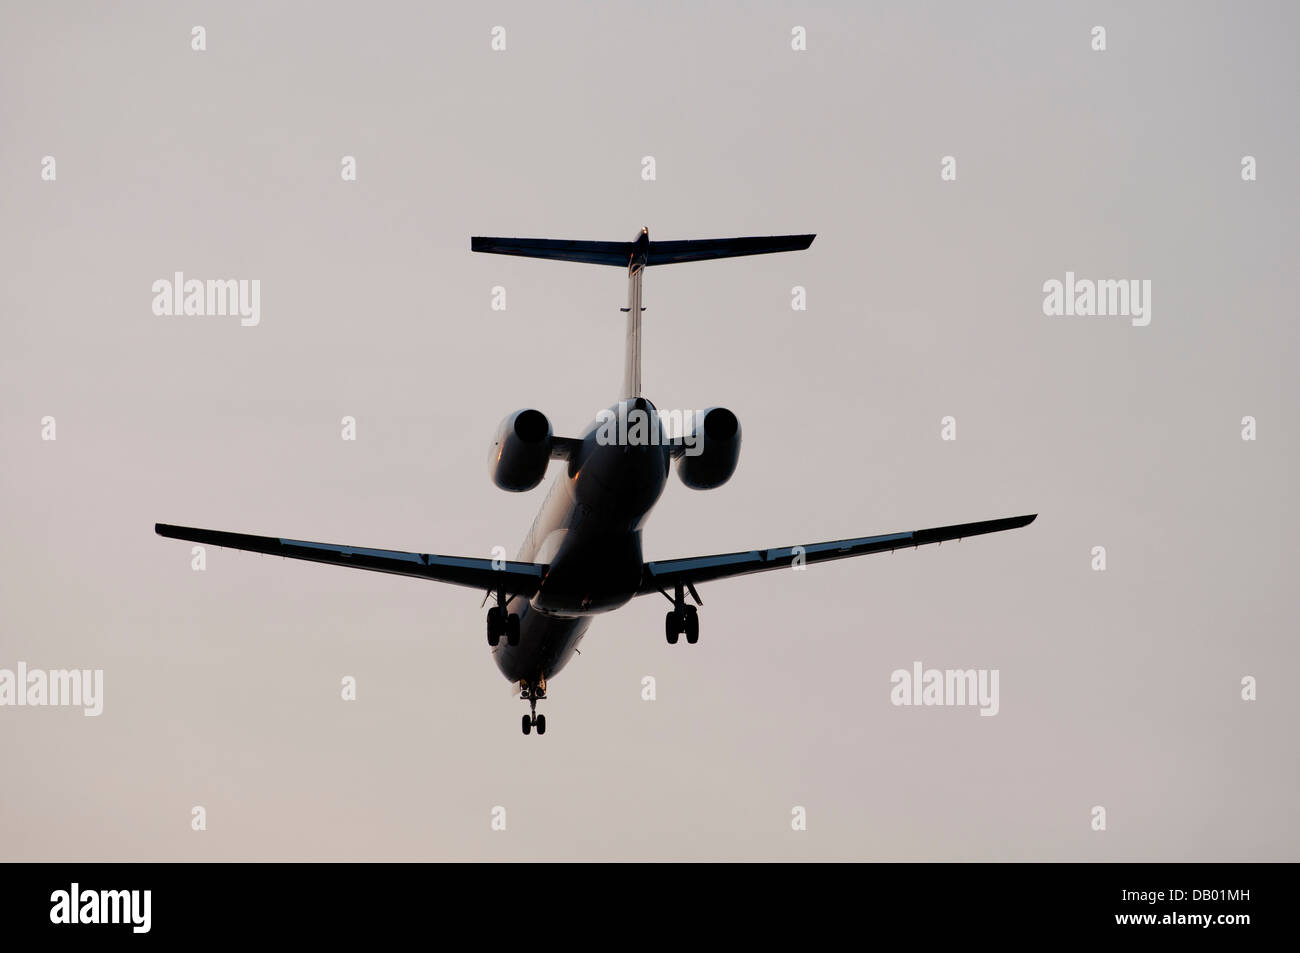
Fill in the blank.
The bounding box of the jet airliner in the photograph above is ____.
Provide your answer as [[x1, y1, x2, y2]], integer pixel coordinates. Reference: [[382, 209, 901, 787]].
[[157, 228, 1036, 735]]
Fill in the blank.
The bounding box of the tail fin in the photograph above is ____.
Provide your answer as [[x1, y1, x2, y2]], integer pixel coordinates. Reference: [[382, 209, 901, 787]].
[[471, 228, 816, 398]]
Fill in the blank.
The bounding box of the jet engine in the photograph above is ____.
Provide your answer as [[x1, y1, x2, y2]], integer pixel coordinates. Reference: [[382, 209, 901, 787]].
[[676, 407, 741, 490], [489, 409, 553, 491]]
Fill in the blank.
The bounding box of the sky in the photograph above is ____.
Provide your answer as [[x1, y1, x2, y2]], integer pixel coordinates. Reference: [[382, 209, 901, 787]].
[[1, 0, 1296, 860]]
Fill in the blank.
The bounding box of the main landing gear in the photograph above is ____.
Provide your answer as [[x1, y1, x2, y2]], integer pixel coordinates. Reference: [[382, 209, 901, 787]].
[[663, 580, 701, 645], [486, 589, 520, 648], [520, 679, 547, 736], [665, 605, 699, 644]]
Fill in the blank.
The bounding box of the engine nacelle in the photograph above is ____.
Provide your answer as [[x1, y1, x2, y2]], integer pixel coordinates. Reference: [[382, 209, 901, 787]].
[[676, 407, 741, 490], [489, 409, 553, 491]]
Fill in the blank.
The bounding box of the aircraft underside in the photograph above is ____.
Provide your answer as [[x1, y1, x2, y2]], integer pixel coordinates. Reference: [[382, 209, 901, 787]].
[[489, 597, 591, 736], [154, 225, 1036, 738]]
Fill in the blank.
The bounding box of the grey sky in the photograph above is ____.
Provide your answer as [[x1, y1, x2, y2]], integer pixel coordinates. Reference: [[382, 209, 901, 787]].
[[1, 1, 1296, 860]]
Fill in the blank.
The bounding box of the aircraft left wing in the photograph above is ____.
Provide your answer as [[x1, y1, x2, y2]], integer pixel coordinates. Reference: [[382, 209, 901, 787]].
[[155, 524, 547, 595], [638, 514, 1036, 593]]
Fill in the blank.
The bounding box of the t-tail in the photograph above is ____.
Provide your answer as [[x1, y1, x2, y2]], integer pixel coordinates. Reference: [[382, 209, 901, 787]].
[[471, 227, 816, 398]]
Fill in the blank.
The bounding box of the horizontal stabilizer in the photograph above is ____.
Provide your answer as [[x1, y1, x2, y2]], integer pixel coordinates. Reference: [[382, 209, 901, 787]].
[[471, 233, 815, 268], [645, 234, 815, 265], [471, 237, 633, 267]]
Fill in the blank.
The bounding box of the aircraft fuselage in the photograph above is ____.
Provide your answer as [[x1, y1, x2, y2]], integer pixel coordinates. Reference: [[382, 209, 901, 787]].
[[492, 398, 669, 685]]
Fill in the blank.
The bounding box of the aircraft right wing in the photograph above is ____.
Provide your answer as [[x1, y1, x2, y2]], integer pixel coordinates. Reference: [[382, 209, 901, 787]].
[[638, 514, 1036, 593]]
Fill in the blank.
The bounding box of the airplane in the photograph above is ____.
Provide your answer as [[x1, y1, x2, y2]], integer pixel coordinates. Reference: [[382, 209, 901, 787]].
[[156, 227, 1036, 736]]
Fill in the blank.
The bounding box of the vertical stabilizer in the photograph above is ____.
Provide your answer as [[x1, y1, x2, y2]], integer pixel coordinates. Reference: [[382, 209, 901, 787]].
[[622, 227, 649, 398]]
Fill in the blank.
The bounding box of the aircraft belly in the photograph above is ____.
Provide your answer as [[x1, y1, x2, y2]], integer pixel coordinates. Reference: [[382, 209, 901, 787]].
[[533, 528, 644, 614], [492, 597, 590, 683]]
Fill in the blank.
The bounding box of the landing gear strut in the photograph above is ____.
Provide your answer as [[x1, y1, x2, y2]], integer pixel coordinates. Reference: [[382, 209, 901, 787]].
[[486, 589, 520, 647], [663, 581, 701, 645], [520, 678, 547, 736]]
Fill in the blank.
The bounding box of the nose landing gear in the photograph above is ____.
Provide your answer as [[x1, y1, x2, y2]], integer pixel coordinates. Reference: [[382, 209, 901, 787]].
[[520, 678, 547, 736]]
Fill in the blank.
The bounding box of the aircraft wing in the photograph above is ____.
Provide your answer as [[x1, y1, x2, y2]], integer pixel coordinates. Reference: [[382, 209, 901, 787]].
[[155, 524, 547, 595], [638, 514, 1036, 593]]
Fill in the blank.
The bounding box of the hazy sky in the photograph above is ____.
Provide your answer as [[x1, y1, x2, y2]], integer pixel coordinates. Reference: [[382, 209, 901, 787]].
[[1, 1, 1296, 860]]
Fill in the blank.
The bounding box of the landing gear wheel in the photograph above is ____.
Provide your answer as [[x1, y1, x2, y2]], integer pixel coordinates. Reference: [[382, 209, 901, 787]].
[[664, 611, 680, 645], [521, 714, 532, 735], [487, 606, 502, 647], [684, 605, 699, 644], [535, 714, 546, 735], [506, 613, 520, 647]]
